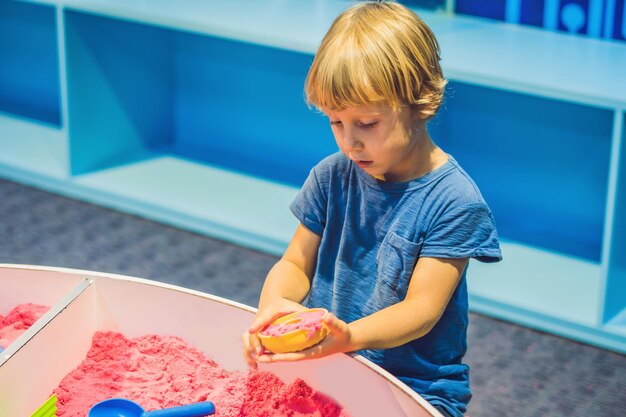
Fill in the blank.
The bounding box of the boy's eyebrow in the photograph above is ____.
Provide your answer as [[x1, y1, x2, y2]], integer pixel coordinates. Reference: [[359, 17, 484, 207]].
[[358, 111, 384, 117], [326, 109, 386, 118]]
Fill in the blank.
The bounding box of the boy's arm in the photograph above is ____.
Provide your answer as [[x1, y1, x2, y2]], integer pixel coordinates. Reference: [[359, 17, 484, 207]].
[[243, 223, 321, 367], [256, 223, 321, 313], [256, 256, 467, 363], [347, 256, 468, 350]]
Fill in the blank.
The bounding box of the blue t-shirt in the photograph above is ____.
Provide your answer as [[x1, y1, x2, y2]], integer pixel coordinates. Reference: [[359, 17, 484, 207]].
[[290, 152, 502, 417]]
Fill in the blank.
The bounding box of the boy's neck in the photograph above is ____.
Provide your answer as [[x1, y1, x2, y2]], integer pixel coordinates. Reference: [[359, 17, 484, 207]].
[[377, 130, 448, 183], [409, 135, 448, 180]]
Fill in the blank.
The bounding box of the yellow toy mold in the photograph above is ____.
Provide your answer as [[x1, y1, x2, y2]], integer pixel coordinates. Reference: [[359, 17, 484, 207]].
[[258, 308, 329, 354]]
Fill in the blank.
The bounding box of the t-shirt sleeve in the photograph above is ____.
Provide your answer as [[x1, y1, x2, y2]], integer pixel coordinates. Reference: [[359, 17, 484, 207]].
[[421, 202, 502, 263], [289, 168, 327, 236]]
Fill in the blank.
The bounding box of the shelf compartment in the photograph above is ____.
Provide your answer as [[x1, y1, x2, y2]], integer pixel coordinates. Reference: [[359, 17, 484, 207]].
[[72, 156, 299, 255], [0, 112, 68, 178], [64, 9, 336, 187], [0, 0, 61, 126], [468, 242, 626, 352], [431, 81, 613, 262], [469, 241, 602, 326]]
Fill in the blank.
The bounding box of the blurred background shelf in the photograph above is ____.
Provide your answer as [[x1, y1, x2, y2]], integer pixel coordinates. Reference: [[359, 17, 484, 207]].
[[470, 242, 602, 327], [73, 156, 299, 255], [0, 113, 67, 178], [1, 0, 625, 353]]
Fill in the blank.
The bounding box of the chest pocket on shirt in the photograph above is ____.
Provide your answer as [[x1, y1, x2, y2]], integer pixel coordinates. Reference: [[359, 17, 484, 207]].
[[376, 232, 424, 300]]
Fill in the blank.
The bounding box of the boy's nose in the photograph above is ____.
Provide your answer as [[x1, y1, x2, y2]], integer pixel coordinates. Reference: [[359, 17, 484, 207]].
[[342, 132, 363, 152]]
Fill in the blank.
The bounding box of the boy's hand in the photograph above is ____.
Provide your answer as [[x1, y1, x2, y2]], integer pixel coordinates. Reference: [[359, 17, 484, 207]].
[[242, 298, 307, 368], [255, 312, 355, 364]]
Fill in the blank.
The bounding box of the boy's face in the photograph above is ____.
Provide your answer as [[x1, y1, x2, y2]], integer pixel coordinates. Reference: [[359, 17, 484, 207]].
[[324, 103, 424, 182]]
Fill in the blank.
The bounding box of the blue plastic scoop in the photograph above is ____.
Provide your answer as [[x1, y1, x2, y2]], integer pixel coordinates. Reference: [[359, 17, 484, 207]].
[[89, 398, 215, 417]]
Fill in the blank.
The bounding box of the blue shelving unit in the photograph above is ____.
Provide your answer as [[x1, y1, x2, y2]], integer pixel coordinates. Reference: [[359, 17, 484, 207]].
[[64, 10, 333, 185], [0, 0, 625, 353], [0, 1, 61, 126]]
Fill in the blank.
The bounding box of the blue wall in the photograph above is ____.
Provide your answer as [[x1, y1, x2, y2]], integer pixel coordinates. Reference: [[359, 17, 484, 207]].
[[0, 1, 61, 126]]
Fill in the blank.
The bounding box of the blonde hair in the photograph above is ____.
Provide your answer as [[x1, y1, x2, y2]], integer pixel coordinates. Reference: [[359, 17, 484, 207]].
[[305, 1, 447, 120]]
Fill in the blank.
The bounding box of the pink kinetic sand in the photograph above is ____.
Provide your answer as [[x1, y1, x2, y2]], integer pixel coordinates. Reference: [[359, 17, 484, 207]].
[[54, 331, 350, 417], [261, 310, 326, 338], [0, 303, 49, 348]]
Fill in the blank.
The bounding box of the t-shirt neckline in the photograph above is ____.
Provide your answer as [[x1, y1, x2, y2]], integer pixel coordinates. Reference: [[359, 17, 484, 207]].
[[354, 154, 456, 193]]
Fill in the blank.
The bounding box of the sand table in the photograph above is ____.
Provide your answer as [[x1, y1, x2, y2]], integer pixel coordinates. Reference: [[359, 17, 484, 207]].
[[54, 331, 350, 417]]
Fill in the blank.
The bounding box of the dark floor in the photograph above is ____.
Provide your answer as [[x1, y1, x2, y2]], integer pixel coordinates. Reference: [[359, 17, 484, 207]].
[[1, 178, 624, 417]]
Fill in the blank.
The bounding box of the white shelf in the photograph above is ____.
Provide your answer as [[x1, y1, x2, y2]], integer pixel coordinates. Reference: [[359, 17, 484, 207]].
[[469, 241, 602, 326], [59, 0, 346, 54], [467, 242, 626, 352], [437, 21, 626, 109], [0, 112, 67, 178], [16, 0, 626, 109], [72, 156, 300, 255]]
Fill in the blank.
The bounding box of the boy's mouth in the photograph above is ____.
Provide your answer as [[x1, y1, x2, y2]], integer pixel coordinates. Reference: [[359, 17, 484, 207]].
[[355, 160, 373, 169]]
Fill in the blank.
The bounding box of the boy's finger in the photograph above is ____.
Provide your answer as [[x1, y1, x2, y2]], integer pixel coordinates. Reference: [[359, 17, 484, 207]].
[[248, 309, 297, 334], [247, 315, 269, 334], [245, 353, 259, 369], [250, 332, 264, 356], [241, 334, 259, 368], [258, 345, 322, 363], [248, 311, 279, 333], [257, 352, 302, 363], [241, 331, 252, 354]]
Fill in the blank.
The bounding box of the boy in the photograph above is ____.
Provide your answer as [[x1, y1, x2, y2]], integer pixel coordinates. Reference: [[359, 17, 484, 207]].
[[243, 2, 501, 416]]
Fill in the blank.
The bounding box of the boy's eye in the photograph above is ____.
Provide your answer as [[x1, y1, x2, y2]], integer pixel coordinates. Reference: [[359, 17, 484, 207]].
[[330, 121, 342, 127], [359, 121, 378, 128]]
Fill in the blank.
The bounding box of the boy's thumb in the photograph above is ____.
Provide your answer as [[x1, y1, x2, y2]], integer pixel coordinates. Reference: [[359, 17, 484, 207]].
[[248, 310, 288, 334], [248, 315, 269, 334]]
